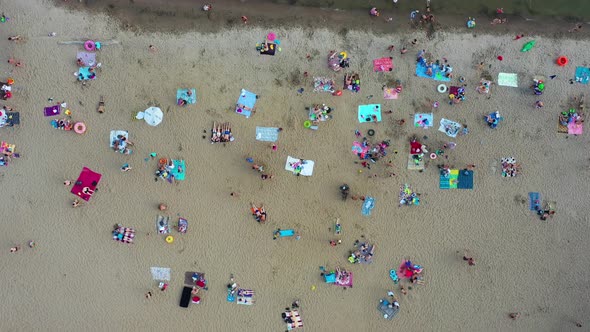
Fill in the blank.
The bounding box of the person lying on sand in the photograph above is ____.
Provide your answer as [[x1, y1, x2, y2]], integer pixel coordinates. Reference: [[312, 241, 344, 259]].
[[8, 35, 22, 41]]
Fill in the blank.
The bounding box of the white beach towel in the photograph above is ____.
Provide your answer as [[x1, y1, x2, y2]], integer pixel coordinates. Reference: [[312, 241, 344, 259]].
[[498, 73, 518, 87], [285, 156, 314, 176], [109, 130, 128, 148], [150, 267, 171, 281]]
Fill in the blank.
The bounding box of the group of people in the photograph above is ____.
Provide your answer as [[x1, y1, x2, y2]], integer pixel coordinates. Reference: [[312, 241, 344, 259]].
[[500, 157, 521, 177], [308, 103, 333, 123], [155, 158, 182, 183], [327, 50, 349, 72], [348, 241, 375, 264], [250, 203, 267, 223], [344, 73, 360, 92], [417, 49, 453, 79], [210, 122, 234, 143], [112, 134, 133, 154]]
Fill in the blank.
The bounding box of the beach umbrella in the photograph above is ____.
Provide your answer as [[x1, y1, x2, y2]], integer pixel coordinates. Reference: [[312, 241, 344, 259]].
[[136, 107, 163, 126], [521, 40, 536, 52]]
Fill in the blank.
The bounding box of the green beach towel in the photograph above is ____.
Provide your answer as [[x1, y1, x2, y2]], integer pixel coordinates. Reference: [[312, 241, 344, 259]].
[[170, 160, 186, 181], [498, 73, 518, 87]]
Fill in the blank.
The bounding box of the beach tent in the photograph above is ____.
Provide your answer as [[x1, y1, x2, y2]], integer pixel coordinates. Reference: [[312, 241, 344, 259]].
[[235, 89, 257, 118], [71, 167, 102, 201], [136, 107, 163, 126]]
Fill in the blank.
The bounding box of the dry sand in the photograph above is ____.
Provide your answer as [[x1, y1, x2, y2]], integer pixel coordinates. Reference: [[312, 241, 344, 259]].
[[1, 1, 589, 331]]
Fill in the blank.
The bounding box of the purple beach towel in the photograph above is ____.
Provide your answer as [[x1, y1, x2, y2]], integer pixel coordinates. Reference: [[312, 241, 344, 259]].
[[44, 105, 61, 117]]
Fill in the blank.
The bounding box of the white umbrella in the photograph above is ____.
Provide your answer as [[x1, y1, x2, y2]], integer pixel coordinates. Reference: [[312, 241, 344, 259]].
[[136, 107, 163, 126]]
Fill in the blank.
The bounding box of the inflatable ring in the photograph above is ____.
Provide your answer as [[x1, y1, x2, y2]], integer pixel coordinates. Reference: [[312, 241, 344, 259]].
[[84, 40, 95, 51], [303, 120, 311, 128], [367, 129, 375, 136], [437, 84, 447, 93], [430, 153, 437, 160], [165, 236, 174, 244], [339, 51, 347, 59], [557, 56, 568, 67], [74, 122, 86, 135], [459, 76, 465, 83]]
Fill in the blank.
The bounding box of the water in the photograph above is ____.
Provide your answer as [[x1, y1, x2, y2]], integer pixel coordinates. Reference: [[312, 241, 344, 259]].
[[274, 0, 590, 19]]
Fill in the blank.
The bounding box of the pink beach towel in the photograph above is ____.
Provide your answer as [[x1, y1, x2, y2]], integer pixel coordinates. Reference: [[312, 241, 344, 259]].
[[383, 88, 398, 100], [568, 122, 583, 135], [71, 167, 102, 201], [352, 141, 370, 157], [373, 57, 393, 72]]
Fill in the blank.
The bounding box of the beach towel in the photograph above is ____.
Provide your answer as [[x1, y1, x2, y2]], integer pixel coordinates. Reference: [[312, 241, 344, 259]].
[[351, 141, 370, 157], [78, 66, 96, 81], [44, 104, 61, 117], [574, 67, 590, 84], [438, 118, 462, 138], [227, 290, 236, 303], [285, 156, 314, 176], [235, 89, 257, 118], [414, 113, 433, 128], [71, 167, 102, 201], [313, 77, 336, 94], [156, 215, 170, 234], [457, 170, 474, 189], [112, 225, 135, 244], [169, 159, 186, 181], [237, 289, 255, 305], [407, 153, 425, 170], [415, 61, 451, 82], [361, 196, 375, 216], [476, 79, 492, 94], [373, 57, 393, 72], [260, 43, 276, 55], [179, 287, 192, 308], [184, 271, 206, 287], [529, 192, 541, 211], [178, 218, 188, 234], [255, 127, 280, 142], [334, 270, 353, 287], [358, 104, 381, 123], [6, 112, 19, 126], [176, 88, 196, 104], [439, 169, 459, 189], [150, 267, 171, 281], [76, 51, 96, 66], [568, 122, 583, 135], [383, 87, 398, 100], [109, 130, 128, 148], [277, 229, 295, 237], [498, 73, 518, 87], [284, 310, 303, 330], [378, 299, 399, 320]]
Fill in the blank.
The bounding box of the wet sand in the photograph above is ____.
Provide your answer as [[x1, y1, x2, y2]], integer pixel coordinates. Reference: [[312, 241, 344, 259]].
[[1, 0, 589, 331]]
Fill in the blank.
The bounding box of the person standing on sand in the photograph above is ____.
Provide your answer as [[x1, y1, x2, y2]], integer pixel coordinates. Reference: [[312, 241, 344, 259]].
[[463, 255, 476, 266]]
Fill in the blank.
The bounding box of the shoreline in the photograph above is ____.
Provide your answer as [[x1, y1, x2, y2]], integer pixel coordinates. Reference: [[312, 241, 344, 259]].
[[54, 0, 590, 40]]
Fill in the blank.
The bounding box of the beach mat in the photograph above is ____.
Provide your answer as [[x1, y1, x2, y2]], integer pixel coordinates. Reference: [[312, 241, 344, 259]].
[[361, 196, 375, 216], [184, 271, 205, 287], [150, 267, 171, 281], [414, 113, 433, 128], [438, 118, 462, 138], [170, 159, 186, 181], [415, 62, 451, 82], [6, 112, 19, 126], [260, 43, 277, 55], [378, 299, 399, 320], [574, 66, 590, 84], [457, 170, 474, 189], [177, 88, 196, 104], [529, 192, 541, 211], [285, 156, 314, 176], [255, 127, 279, 142], [78, 66, 95, 81], [373, 57, 393, 72], [407, 154, 425, 170], [44, 104, 61, 117], [235, 89, 257, 118], [335, 271, 353, 287], [498, 73, 518, 87], [440, 169, 459, 189], [179, 287, 192, 308], [358, 104, 381, 123], [109, 130, 128, 148], [568, 122, 583, 135], [71, 167, 102, 201], [76, 51, 96, 67], [156, 215, 170, 234], [383, 87, 398, 100], [278, 229, 295, 237]]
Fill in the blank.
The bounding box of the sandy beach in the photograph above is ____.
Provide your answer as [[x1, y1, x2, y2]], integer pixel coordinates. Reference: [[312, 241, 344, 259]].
[[1, 0, 589, 331]]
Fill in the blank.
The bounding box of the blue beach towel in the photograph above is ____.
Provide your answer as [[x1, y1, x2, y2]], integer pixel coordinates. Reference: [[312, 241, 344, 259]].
[[77, 67, 96, 81], [227, 290, 236, 302], [361, 197, 375, 216], [358, 104, 381, 123], [255, 127, 280, 142], [529, 192, 541, 211], [415, 62, 451, 82], [236, 89, 257, 118], [457, 170, 474, 189], [574, 67, 590, 84], [177, 89, 196, 104], [278, 229, 295, 237], [170, 160, 186, 181]]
